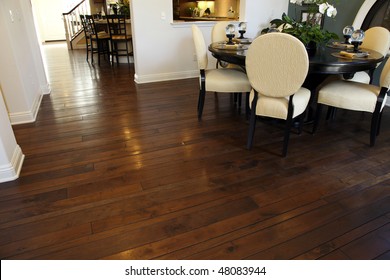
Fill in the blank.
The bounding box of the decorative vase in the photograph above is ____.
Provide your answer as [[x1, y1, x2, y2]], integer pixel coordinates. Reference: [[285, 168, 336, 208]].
[[305, 41, 317, 56]]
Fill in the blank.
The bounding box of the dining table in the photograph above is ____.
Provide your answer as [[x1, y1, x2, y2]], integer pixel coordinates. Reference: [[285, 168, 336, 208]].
[[208, 40, 385, 78], [208, 39, 385, 122]]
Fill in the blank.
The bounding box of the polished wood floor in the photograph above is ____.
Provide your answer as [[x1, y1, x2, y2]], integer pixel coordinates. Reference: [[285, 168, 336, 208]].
[[1, 43, 390, 260]]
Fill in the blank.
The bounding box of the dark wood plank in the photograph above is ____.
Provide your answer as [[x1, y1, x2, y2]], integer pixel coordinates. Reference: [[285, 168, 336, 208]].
[[1, 42, 390, 260]]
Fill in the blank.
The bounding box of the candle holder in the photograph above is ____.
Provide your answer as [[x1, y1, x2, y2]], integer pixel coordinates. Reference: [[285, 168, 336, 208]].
[[238, 22, 247, 39], [350, 29, 365, 52], [342, 25, 354, 44], [225, 24, 236, 45]]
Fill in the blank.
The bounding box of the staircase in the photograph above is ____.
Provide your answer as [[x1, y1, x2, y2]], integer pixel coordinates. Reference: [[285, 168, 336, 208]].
[[62, 0, 90, 50]]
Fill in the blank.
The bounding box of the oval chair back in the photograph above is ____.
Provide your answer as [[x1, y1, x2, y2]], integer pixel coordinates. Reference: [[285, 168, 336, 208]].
[[246, 33, 309, 98], [192, 25, 208, 70], [361, 26, 390, 57]]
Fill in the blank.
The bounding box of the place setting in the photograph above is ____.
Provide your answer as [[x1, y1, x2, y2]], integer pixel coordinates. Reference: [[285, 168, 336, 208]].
[[213, 23, 250, 51], [330, 26, 370, 59]]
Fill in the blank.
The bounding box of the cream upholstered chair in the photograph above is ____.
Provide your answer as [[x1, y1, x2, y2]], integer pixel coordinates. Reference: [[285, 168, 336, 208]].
[[211, 22, 246, 110], [211, 21, 241, 70], [245, 33, 310, 157], [211, 21, 229, 69], [345, 26, 390, 84], [313, 56, 390, 146], [191, 25, 251, 119], [211, 21, 231, 43]]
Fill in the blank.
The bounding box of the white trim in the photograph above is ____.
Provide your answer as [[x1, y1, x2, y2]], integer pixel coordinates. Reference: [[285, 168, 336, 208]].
[[9, 92, 43, 125], [352, 0, 377, 29], [41, 83, 51, 95], [134, 70, 198, 84], [0, 145, 25, 183]]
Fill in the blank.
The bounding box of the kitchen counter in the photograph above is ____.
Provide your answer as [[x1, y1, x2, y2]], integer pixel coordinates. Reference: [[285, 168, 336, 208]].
[[178, 16, 238, 22]]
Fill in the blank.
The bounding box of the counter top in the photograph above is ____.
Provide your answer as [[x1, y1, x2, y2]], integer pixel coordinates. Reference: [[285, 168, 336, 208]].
[[178, 16, 238, 22]]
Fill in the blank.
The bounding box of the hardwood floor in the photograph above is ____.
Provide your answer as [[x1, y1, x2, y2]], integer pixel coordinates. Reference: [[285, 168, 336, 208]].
[[1, 42, 390, 260]]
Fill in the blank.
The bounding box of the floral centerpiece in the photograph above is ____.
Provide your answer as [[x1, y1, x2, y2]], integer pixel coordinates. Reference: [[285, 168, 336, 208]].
[[264, 0, 339, 48]]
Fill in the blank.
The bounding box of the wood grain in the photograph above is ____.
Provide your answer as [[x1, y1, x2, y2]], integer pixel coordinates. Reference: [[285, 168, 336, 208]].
[[0, 42, 389, 259]]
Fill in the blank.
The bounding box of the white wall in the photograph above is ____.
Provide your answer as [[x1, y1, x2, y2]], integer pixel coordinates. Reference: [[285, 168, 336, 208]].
[[131, 0, 288, 84], [0, 0, 50, 125], [0, 88, 24, 183], [31, 0, 69, 42]]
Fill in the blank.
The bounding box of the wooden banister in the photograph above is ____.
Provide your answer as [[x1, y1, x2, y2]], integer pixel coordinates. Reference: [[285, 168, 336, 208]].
[[62, 0, 89, 49]]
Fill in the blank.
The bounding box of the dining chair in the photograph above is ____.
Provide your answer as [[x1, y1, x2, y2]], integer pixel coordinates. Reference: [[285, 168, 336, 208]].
[[211, 21, 241, 69], [80, 15, 92, 62], [245, 33, 310, 157], [345, 26, 390, 84], [312, 55, 390, 147], [211, 21, 231, 43], [211, 22, 246, 112], [106, 15, 133, 65], [211, 21, 230, 69], [84, 15, 111, 65], [191, 25, 251, 120]]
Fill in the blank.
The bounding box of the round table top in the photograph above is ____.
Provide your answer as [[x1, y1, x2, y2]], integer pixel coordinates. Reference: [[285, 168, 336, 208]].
[[208, 41, 385, 75]]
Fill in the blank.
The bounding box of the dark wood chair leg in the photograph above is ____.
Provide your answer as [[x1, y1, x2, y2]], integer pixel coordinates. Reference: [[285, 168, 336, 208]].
[[198, 89, 206, 119], [370, 112, 380, 147], [376, 112, 383, 136], [246, 91, 258, 149], [245, 92, 250, 120], [125, 40, 130, 64], [198, 70, 206, 120], [326, 106, 336, 120], [282, 96, 294, 157], [312, 103, 323, 134], [370, 88, 387, 146], [298, 110, 306, 135], [97, 41, 102, 65], [91, 39, 94, 63]]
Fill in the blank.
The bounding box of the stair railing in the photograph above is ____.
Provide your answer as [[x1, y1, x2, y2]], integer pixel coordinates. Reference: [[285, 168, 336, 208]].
[[62, 0, 90, 49]]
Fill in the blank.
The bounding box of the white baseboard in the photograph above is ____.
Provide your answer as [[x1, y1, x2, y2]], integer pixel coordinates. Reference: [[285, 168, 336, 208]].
[[41, 83, 51, 95], [134, 70, 198, 84], [9, 93, 43, 125], [0, 145, 25, 183]]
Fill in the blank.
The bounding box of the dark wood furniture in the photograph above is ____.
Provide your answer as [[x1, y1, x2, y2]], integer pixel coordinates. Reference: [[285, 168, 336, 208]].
[[84, 15, 111, 65], [80, 15, 92, 61], [208, 42, 385, 76], [2, 43, 390, 260], [106, 15, 133, 65]]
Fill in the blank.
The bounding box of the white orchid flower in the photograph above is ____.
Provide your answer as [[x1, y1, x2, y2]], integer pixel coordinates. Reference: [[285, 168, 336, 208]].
[[318, 3, 328, 14], [327, 5, 337, 17], [290, 0, 304, 5]]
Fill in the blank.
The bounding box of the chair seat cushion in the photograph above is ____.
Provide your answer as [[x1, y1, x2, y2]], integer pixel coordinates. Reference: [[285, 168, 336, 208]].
[[91, 32, 110, 39], [318, 80, 383, 113], [250, 87, 310, 120], [342, 71, 370, 84], [111, 35, 132, 40], [204, 68, 251, 93]]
